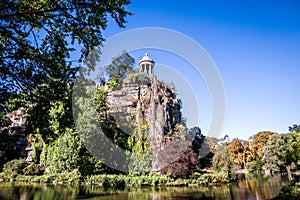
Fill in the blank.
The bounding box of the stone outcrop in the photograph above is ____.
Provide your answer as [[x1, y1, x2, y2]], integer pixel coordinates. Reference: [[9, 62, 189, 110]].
[[8, 109, 33, 162], [106, 73, 182, 171]]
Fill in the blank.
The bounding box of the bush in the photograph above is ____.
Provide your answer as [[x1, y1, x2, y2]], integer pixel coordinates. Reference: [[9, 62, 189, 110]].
[[23, 163, 44, 175], [86, 174, 176, 187], [90, 174, 125, 188], [126, 71, 150, 85], [273, 175, 300, 199], [160, 148, 199, 179], [194, 172, 233, 185], [59, 169, 82, 183], [107, 78, 122, 90], [2, 159, 28, 175], [246, 159, 264, 173]]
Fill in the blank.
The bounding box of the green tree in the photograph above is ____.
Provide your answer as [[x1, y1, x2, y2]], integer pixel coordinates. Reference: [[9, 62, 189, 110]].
[[94, 87, 108, 126], [40, 128, 104, 175], [289, 124, 300, 134], [246, 159, 264, 173], [0, 0, 132, 140], [263, 133, 284, 173], [199, 136, 218, 168], [263, 133, 300, 179], [105, 50, 135, 80], [47, 100, 73, 141], [73, 85, 129, 173], [127, 122, 151, 175], [287, 124, 300, 167], [1, 0, 132, 96], [0, 114, 12, 169], [275, 175, 300, 199], [125, 69, 150, 85], [212, 143, 235, 179], [40, 129, 81, 173]]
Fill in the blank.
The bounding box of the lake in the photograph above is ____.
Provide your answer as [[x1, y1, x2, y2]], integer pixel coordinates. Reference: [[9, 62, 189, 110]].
[[0, 174, 289, 200]]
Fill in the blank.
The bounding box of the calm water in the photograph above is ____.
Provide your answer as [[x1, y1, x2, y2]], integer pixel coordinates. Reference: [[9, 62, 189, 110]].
[[0, 174, 289, 200]]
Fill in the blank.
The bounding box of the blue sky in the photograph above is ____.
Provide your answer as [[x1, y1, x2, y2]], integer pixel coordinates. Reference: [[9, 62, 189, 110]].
[[101, 0, 300, 140]]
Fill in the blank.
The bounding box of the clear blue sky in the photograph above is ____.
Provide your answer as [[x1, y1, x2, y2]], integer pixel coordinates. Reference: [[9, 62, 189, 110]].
[[101, 0, 300, 140]]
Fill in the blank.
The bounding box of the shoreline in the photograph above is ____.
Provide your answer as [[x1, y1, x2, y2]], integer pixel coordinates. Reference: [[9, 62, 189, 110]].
[[1, 169, 295, 189], [0, 172, 236, 187]]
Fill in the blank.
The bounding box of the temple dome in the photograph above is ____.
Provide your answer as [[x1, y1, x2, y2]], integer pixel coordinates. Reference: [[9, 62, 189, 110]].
[[138, 53, 155, 65]]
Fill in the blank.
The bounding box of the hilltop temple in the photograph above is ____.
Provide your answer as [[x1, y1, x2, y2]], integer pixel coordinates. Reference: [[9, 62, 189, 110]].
[[138, 53, 155, 76], [106, 53, 183, 171]]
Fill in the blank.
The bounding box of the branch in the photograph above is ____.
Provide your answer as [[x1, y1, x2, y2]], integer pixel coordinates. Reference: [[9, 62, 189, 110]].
[[0, 4, 95, 19], [30, 28, 40, 53]]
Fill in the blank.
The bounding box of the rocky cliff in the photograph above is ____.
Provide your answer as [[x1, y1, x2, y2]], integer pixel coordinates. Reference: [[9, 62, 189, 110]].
[[105, 73, 183, 171]]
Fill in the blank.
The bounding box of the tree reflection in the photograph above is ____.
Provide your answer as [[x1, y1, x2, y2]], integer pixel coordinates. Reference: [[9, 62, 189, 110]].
[[0, 175, 289, 200]]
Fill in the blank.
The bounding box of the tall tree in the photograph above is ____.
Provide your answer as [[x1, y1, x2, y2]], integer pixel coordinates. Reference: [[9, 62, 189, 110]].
[[0, 114, 12, 169], [212, 143, 235, 179], [251, 131, 274, 160], [199, 136, 218, 168], [227, 139, 244, 169], [1, 0, 132, 93], [242, 141, 254, 167], [263, 133, 284, 174], [263, 133, 299, 179], [0, 0, 132, 139], [105, 50, 135, 80]]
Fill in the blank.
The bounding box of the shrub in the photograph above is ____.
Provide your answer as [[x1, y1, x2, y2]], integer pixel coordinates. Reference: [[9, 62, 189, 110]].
[[126, 71, 150, 85], [90, 174, 125, 188], [160, 148, 199, 179], [2, 159, 28, 175], [23, 163, 44, 175], [274, 175, 300, 199], [246, 159, 264, 173], [107, 78, 122, 90], [62, 169, 82, 183]]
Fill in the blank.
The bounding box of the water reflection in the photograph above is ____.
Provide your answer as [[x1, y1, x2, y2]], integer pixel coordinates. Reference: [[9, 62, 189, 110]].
[[0, 174, 289, 200]]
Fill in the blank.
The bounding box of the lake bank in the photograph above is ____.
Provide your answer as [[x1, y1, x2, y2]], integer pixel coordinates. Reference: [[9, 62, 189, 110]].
[[0, 171, 235, 187], [0, 174, 289, 200]]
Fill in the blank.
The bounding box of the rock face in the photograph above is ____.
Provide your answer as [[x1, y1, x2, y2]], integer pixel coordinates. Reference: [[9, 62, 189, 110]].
[[106, 74, 182, 171], [8, 109, 33, 162]]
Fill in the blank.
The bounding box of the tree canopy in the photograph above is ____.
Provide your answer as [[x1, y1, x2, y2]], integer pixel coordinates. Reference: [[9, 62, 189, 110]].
[[105, 50, 135, 80], [227, 139, 244, 169], [0, 0, 132, 141], [212, 143, 235, 179], [251, 131, 274, 160], [263, 132, 300, 179], [0, 0, 132, 114], [289, 124, 300, 134]]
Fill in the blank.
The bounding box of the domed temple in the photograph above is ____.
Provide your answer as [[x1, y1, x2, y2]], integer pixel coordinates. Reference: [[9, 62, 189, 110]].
[[138, 53, 155, 76]]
